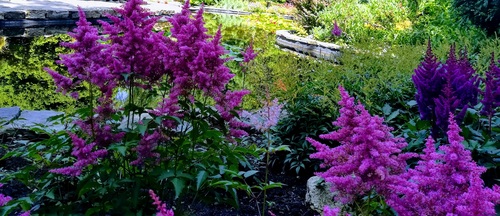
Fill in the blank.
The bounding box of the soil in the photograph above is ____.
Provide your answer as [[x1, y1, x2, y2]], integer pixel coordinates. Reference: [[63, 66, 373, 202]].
[[183, 164, 316, 216], [0, 130, 318, 216]]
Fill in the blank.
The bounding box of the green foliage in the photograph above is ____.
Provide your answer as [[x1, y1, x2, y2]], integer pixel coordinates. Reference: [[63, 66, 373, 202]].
[[290, 0, 330, 32], [272, 83, 336, 175], [191, 0, 217, 6], [312, 0, 488, 45], [453, 0, 500, 35], [203, 13, 305, 48], [329, 42, 423, 114], [215, 0, 249, 10], [0, 35, 81, 112], [1, 94, 263, 214]]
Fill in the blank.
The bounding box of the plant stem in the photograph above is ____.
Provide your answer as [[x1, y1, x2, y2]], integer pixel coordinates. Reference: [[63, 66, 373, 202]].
[[89, 81, 95, 138], [262, 130, 270, 216]]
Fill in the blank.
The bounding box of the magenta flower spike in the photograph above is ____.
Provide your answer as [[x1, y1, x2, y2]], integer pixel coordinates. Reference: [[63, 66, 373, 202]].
[[242, 41, 258, 63], [308, 86, 415, 203], [331, 21, 342, 37], [149, 190, 175, 216], [481, 53, 500, 117]]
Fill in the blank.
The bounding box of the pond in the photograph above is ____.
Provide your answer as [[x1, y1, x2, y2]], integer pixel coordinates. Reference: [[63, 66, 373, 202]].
[[0, 12, 294, 112]]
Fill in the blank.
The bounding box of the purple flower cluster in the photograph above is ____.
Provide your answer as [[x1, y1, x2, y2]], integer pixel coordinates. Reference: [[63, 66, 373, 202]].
[[152, 0, 250, 137], [149, 190, 174, 216], [331, 21, 342, 37], [241, 98, 284, 132], [412, 42, 480, 134], [47, 0, 250, 173], [307, 86, 415, 203], [481, 53, 500, 117], [387, 114, 500, 215], [242, 41, 258, 63], [412, 40, 444, 121], [310, 88, 500, 215], [50, 133, 109, 176]]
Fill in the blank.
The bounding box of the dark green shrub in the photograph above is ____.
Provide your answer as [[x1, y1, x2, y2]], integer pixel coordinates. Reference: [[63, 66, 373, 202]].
[[271, 83, 337, 175], [453, 0, 500, 35], [291, 0, 330, 33]]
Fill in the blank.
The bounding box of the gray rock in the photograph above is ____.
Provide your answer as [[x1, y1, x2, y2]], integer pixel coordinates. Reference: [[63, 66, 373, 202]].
[[5, 110, 66, 133], [26, 10, 47, 19], [0, 106, 21, 125], [46, 11, 69, 19], [4, 11, 25, 19], [305, 176, 339, 214], [24, 27, 44, 36]]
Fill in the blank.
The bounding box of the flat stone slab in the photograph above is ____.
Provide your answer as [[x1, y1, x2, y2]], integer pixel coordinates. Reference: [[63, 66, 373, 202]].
[[3, 110, 67, 133], [276, 30, 341, 62], [0, 106, 21, 125], [0, 0, 181, 20]]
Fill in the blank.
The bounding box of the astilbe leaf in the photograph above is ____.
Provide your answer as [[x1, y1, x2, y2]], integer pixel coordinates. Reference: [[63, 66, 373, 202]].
[[307, 86, 415, 204]]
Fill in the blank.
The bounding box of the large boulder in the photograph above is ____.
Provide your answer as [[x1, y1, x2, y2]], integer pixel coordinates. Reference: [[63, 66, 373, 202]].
[[305, 176, 339, 214]]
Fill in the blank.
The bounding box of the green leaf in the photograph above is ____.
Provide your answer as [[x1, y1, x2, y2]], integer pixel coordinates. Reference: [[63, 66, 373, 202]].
[[386, 110, 400, 122], [109, 144, 127, 156], [407, 100, 417, 107], [158, 170, 175, 181], [45, 190, 55, 199], [243, 170, 259, 178], [137, 123, 148, 136], [196, 171, 208, 190], [262, 181, 284, 190], [171, 178, 186, 199], [382, 104, 392, 115]]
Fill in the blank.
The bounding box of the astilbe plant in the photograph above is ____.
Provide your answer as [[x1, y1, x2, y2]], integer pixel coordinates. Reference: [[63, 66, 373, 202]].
[[307, 86, 415, 204], [413, 42, 480, 136], [412, 40, 444, 122], [40, 0, 254, 214], [331, 21, 342, 37], [481, 53, 500, 131], [387, 114, 500, 215], [46, 8, 125, 176]]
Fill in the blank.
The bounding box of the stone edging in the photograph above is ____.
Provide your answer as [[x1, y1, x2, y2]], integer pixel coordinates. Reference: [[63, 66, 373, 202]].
[[275, 30, 341, 61]]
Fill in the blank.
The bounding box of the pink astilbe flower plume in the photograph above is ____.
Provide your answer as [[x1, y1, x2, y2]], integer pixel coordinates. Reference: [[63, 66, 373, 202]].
[[307, 86, 415, 203], [50, 133, 108, 176], [331, 21, 342, 37], [242, 41, 258, 63], [386, 114, 500, 215], [131, 130, 163, 166], [153, 2, 250, 137], [100, 0, 167, 85], [149, 190, 174, 216], [241, 98, 284, 132]]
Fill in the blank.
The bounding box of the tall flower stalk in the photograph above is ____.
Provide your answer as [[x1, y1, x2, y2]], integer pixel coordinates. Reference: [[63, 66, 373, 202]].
[[308, 86, 415, 204], [481, 53, 500, 132]]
